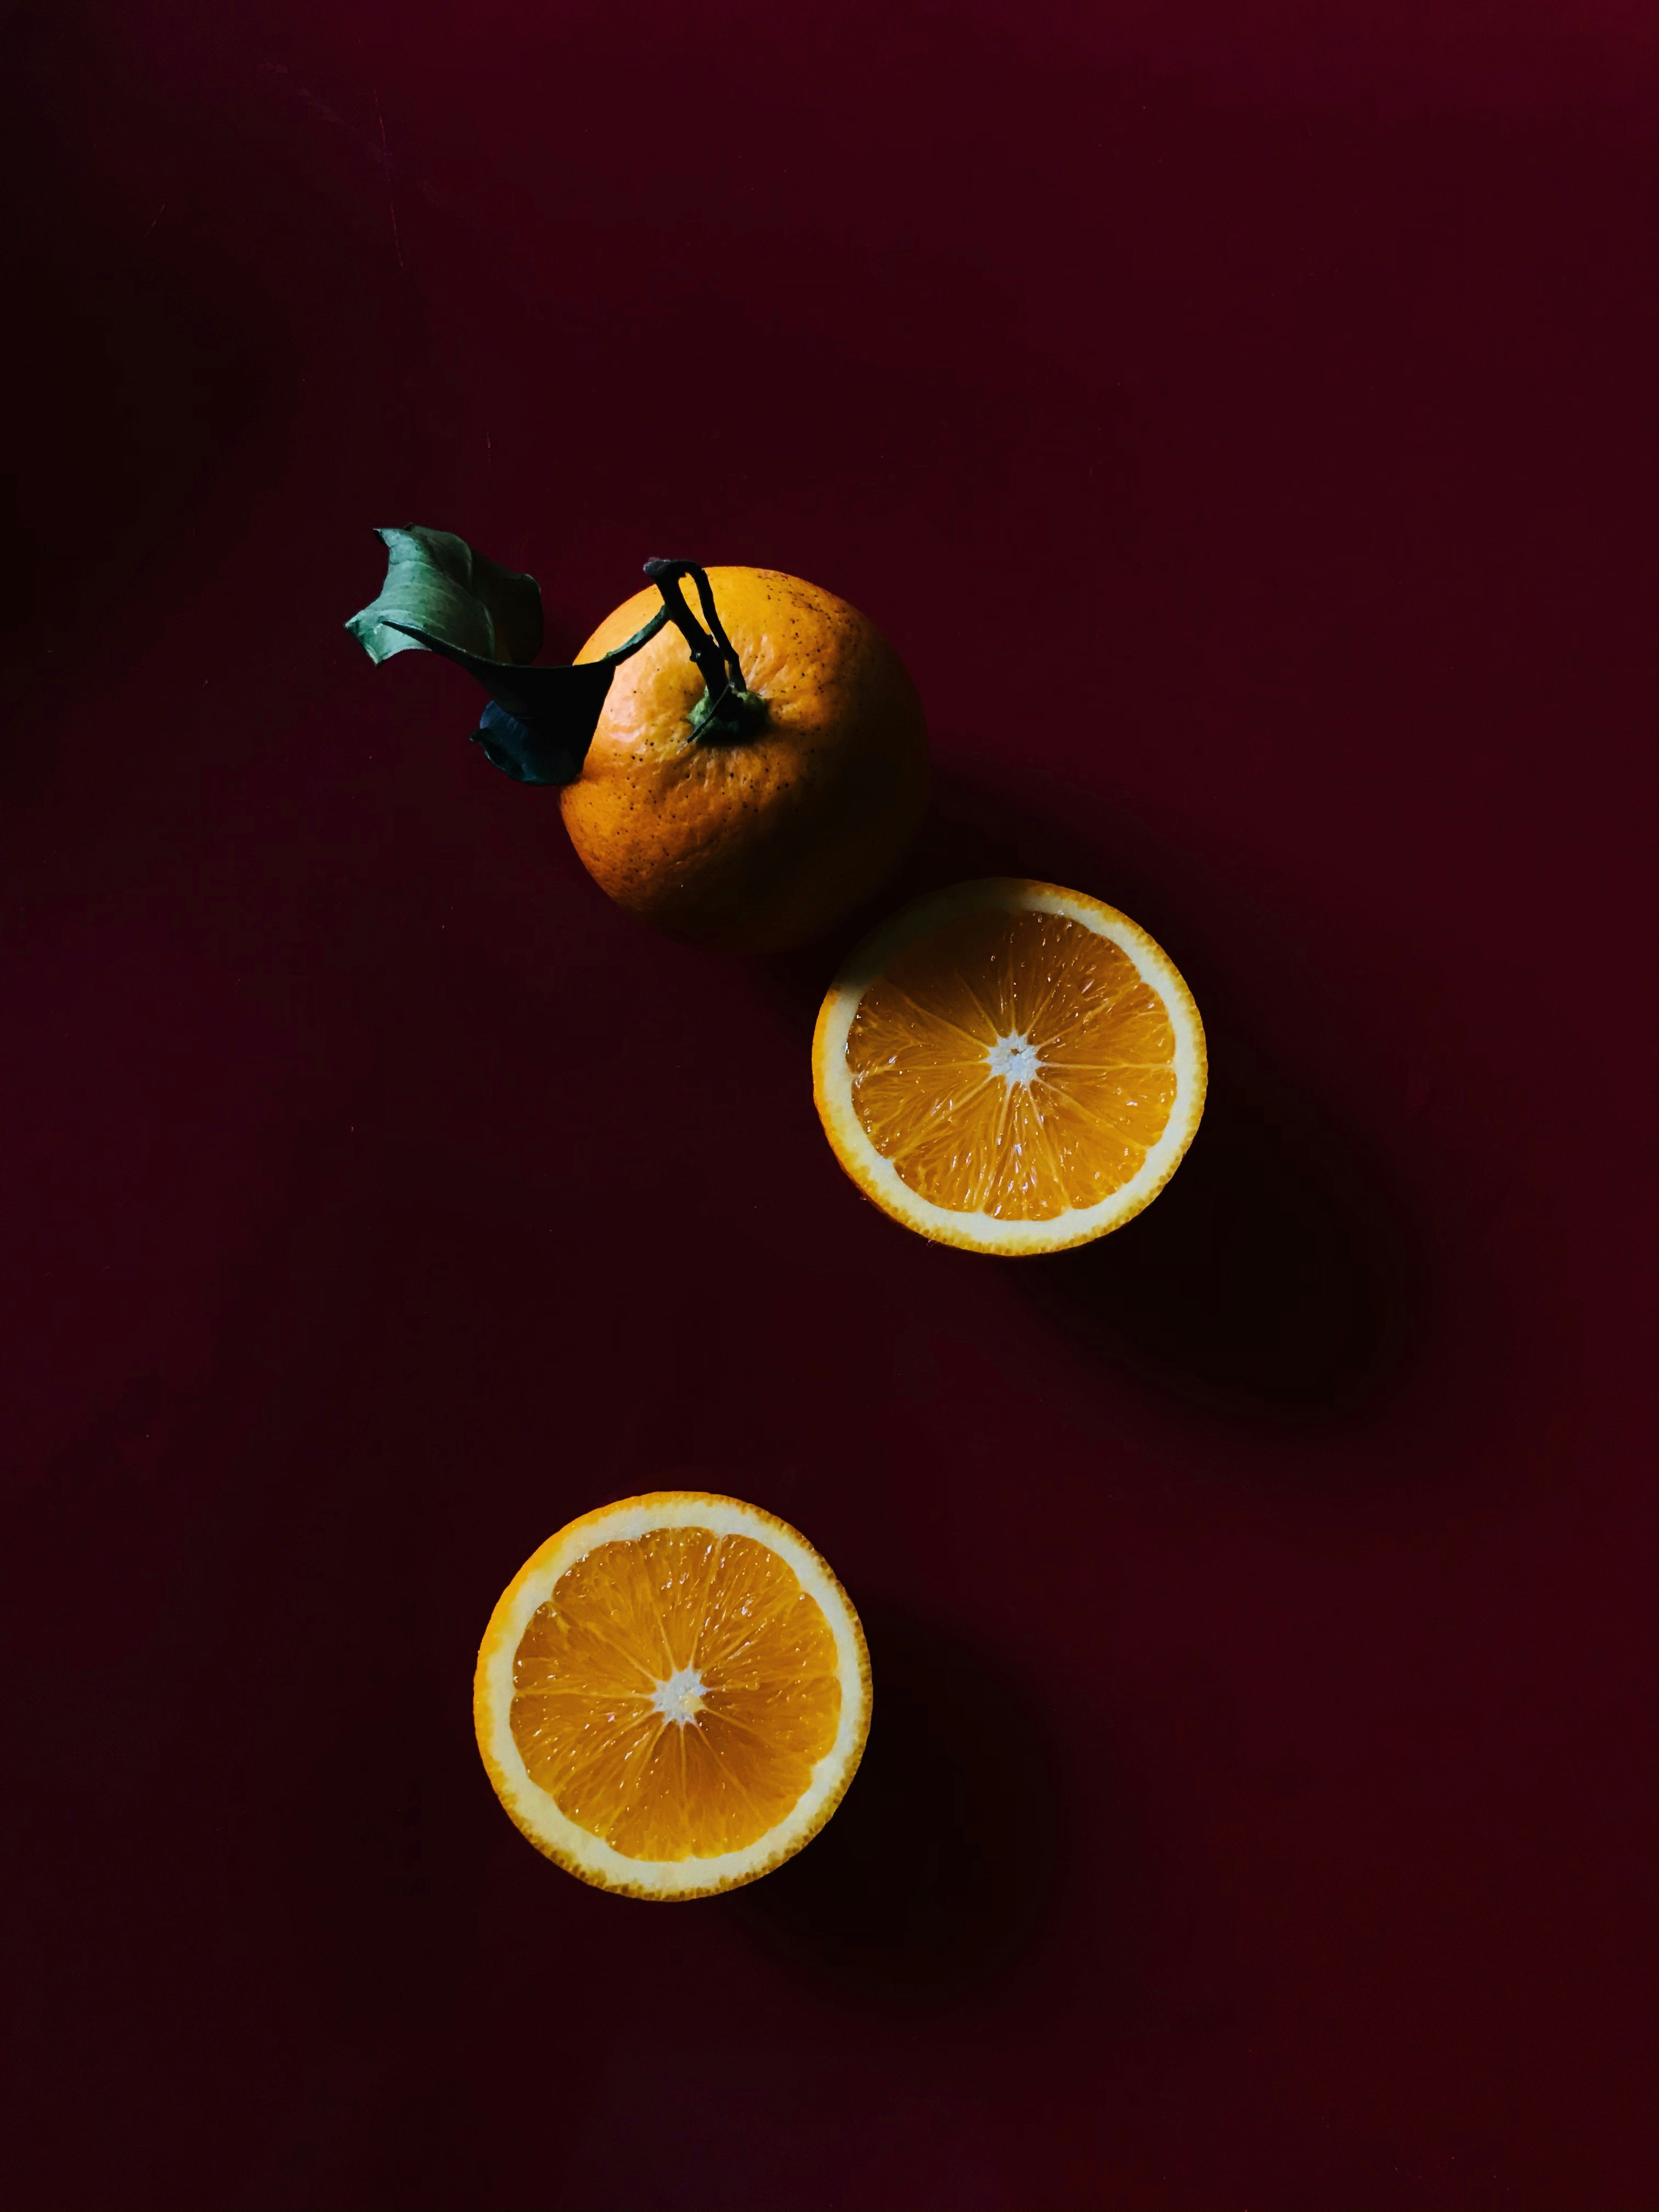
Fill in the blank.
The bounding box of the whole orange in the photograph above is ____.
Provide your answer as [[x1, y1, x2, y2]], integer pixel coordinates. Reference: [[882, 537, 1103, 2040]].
[[562, 566, 929, 953]]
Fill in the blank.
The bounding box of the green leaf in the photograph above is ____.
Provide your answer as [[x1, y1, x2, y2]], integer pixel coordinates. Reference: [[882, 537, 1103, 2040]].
[[345, 526, 543, 667], [343, 526, 678, 787]]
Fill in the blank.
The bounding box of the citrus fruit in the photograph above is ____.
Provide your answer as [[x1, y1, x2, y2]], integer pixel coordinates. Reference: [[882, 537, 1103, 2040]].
[[349, 534, 929, 954], [811, 877, 1206, 1256], [565, 566, 929, 952], [473, 1492, 871, 1899]]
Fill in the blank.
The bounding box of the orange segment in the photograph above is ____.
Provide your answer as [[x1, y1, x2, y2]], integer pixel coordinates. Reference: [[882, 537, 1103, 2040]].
[[508, 1530, 842, 1860], [846, 907, 1179, 1218], [474, 1494, 870, 1899], [812, 879, 1206, 1256]]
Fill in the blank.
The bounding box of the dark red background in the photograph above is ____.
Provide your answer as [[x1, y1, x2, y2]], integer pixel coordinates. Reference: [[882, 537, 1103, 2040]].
[[3, 2, 1655, 2205]]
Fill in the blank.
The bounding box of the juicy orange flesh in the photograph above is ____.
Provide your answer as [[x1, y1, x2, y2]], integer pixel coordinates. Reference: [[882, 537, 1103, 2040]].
[[509, 1528, 841, 1861], [845, 908, 1177, 1219]]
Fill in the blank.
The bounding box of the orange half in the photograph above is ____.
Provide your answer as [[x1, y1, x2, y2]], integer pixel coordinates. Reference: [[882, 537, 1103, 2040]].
[[812, 878, 1206, 1255], [474, 1493, 871, 1899]]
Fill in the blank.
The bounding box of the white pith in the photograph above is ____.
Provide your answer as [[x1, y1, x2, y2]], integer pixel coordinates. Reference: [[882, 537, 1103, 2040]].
[[814, 879, 1207, 1256], [475, 1494, 870, 1899], [986, 1030, 1040, 1086], [651, 1666, 706, 1724]]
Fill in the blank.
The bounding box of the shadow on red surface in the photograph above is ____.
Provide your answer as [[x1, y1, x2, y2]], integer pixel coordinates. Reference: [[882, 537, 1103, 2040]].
[[1026, 1045, 1419, 1423], [726, 1605, 1060, 2000]]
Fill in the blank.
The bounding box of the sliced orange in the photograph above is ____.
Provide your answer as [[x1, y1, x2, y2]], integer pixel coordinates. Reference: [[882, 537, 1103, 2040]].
[[812, 877, 1206, 1256], [473, 1493, 871, 1899]]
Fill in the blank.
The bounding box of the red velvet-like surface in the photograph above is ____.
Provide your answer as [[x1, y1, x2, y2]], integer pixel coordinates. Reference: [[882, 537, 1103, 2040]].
[[3, 4, 1655, 2207]]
